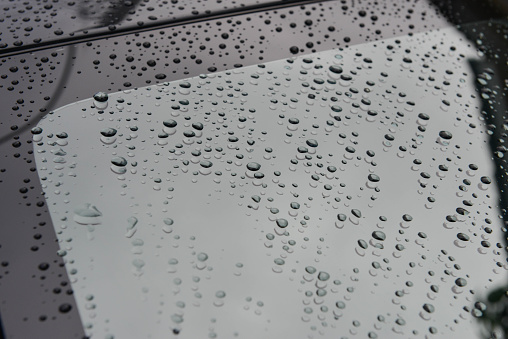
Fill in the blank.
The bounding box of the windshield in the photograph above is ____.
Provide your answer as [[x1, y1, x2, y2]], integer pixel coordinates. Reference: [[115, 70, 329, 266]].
[[1, 1, 508, 338]]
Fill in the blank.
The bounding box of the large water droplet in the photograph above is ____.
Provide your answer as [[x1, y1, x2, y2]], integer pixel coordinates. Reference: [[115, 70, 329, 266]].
[[73, 203, 102, 225], [111, 156, 128, 174], [246, 162, 261, 171], [93, 92, 109, 109], [276, 219, 288, 228]]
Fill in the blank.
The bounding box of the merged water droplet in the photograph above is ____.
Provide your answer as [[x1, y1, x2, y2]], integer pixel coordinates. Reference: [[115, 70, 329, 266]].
[[73, 203, 102, 225], [111, 156, 128, 174]]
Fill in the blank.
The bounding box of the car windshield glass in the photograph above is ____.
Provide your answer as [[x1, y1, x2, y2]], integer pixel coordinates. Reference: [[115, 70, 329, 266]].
[[31, 26, 506, 338], [1, 1, 508, 338]]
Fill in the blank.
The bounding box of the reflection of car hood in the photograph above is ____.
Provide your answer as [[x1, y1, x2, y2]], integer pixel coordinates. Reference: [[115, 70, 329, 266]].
[[33, 27, 505, 338]]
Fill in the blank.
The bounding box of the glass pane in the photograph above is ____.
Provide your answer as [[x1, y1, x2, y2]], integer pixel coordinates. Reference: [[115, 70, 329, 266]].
[[32, 26, 505, 338]]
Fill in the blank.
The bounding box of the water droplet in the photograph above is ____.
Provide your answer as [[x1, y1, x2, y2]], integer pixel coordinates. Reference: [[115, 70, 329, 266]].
[[358, 239, 368, 249], [73, 203, 102, 225], [329, 65, 343, 74], [423, 303, 435, 313], [276, 219, 288, 228], [480, 176, 492, 184], [246, 162, 261, 171], [200, 160, 213, 168], [402, 214, 413, 222], [197, 252, 208, 262], [372, 231, 386, 241], [171, 314, 184, 324], [439, 131, 452, 140], [351, 209, 362, 218], [455, 277, 467, 287], [111, 156, 128, 174], [336, 301, 346, 309], [368, 174, 380, 182], [317, 271, 330, 281], [125, 216, 138, 238], [306, 139, 318, 147], [58, 303, 72, 313], [111, 156, 127, 166], [274, 258, 285, 265], [305, 266, 317, 274], [163, 119, 178, 127], [31, 127, 43, 135], [100, 128, 117, 137], [93, 92, 108, 109]]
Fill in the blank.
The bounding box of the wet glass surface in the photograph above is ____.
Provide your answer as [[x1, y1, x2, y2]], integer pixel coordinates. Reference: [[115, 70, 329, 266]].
[[0, 0, 299, 51], [0, 0, 507, 338], [31, 26, 508, 338]]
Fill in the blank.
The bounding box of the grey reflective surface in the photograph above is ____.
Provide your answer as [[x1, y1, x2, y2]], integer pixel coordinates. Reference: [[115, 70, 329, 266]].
[[33, 27, 506, 338], [0, 1, 453, 337]]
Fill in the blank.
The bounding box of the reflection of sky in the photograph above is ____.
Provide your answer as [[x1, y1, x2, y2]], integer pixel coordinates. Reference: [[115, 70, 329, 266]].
[[34, 27, 505, 338]]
